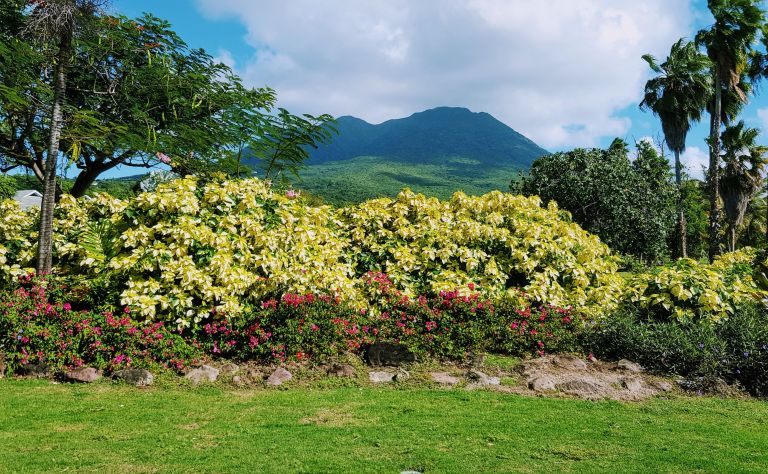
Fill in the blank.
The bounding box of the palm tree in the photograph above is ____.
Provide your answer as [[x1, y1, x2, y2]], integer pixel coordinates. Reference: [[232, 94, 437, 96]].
[[696, 0, 766, 261], [719, 121, 767, 251], [640, 39, 712, 258], [25, 0, 106, 274]]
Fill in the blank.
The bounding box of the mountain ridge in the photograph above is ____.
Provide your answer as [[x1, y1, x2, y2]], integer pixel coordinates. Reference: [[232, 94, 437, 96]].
[[308, 106, 548, 168]]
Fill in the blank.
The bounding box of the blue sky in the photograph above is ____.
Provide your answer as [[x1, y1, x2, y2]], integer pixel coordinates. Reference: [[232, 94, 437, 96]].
[[108, 0, 768, 179]]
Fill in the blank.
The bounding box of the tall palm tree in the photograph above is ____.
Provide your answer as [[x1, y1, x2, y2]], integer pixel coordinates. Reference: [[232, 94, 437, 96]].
[[719, 121, 767, 251], [640, 39, 712, 258], [696, 0, 766, 261], [25, 0, 106, 274]]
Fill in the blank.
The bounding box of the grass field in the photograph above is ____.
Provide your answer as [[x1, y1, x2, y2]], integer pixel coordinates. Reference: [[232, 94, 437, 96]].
[[1, 380, 767, 473]]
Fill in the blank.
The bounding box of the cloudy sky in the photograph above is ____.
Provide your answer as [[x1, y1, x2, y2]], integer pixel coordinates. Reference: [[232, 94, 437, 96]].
[[113, 0, 768, 178]]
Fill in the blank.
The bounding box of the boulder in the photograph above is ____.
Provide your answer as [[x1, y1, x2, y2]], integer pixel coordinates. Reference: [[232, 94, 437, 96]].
[[552, 355, 588, 371], [219, 363, 240, 375], [267, 367, 293, 386], [431, 372, 461, 385], [556, 379, 605, 398], [185, 365, 219, 385], [621, 376, 644, 393], [20, 362, 49, 377], [467, 370, 500, 386], [528, 375, 556, 391], [113, 368, 154, 387], [327, 363, 356, 378], [64, 367, 101, 383], [616, 359, 644, 373], [366, 342, 416, 366], [369, 371, 395, 383], [394, 369, 410, 382]]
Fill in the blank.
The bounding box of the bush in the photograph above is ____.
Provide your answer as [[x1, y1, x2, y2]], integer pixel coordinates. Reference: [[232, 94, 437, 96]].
[[585, 302, 768, 397], [343, 189, 624, 318], [193, 273, 583, 364], [0, 177, 626, 325], [626, 248, 765, 323], [0, 276, 202, 375], [193, 293, 369, 363]]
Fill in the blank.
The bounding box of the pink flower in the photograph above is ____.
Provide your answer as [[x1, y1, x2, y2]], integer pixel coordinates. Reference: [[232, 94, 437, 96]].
[[62, 303, 71, 311], [285, 189, 299, 199], [155, 152, 171, 164]]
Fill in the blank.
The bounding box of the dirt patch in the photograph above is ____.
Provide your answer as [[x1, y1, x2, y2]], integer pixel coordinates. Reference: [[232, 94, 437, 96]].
[[502, 354, 675, 401], [299, 404, 375, 427]]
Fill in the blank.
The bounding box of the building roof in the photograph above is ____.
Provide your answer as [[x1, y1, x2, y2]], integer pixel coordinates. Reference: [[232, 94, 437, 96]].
[[13, 190, 42, 211]]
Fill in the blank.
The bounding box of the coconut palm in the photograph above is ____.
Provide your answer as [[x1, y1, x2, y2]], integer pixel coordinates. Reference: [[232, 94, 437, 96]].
[[696, 0, 766, 261], [719, 121, 767, 251], [25, 0, 107, 274], [640, 39, 712, 258]]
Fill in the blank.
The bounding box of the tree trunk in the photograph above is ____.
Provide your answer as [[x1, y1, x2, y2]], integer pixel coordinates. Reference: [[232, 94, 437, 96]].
[[708, 75, 722, 262], [69, 166, 99, 198], [36, 32, 71, 275], [674, 149, 687, 259]]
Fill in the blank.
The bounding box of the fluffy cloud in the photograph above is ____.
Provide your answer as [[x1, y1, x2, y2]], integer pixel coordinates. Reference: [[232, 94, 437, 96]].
[[197, 0, 694, 148], [681, 146, 708, 180]]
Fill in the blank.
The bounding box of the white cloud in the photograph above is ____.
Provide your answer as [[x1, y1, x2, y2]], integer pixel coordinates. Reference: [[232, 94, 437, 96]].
[[213, 49, 236, 69], [680, 146, 708, 180], [196, 0, 694, 148], [757, 107, 768, 131]]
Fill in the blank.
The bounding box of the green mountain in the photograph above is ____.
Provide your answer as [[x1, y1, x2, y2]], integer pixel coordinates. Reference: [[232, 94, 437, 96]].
[[296, 107, 548, 206]]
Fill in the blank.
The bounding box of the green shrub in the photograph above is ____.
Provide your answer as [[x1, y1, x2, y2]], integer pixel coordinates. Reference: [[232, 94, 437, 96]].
[[626, 248, 766, 323], [585, 302, 768, 397]]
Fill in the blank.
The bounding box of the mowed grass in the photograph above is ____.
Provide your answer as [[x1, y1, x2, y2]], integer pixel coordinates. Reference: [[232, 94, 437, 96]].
[[1, 380, 767, 473]]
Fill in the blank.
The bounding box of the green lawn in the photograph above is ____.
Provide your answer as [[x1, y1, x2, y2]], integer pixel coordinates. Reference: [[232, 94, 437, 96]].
[[1, 380, 767, 473]]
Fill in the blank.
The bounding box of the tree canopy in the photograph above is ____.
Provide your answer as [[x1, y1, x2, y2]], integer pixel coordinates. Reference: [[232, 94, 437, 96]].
[[0, 5, 335, 197], [516, 140, 677, 264]]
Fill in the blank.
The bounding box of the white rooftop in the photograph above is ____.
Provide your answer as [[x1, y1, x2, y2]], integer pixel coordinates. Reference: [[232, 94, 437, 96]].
[[13, 190, 42, 210]]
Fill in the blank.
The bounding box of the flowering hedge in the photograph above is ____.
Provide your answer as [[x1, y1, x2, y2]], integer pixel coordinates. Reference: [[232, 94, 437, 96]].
[[0, 177, 627, 325], [0, 276, 201, 374], [195, 273, 582, 363]]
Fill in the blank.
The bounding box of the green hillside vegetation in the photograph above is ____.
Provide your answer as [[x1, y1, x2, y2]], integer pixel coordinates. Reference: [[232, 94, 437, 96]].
[[296, 155, 517, 206], [269, 107, 548, 205]]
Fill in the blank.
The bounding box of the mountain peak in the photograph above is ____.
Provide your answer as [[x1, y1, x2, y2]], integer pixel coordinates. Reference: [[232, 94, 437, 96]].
[[309, 107, 548, 167]]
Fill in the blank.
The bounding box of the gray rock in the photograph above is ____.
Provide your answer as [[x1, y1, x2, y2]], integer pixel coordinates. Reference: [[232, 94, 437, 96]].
[[232, 375, 243, 386], [21, 362, 49, 377], [556, 379, 605, 397], [467, 370, 500, 386], [528, 375, 556, 391], [113, 368, 154, 387], [651, 380, 673, 392], [616, 359, 644, 373], [369, 371, 395, 383], [621, 376, 643, 392], [185, 365, 219, 385], [394, 369, 410, 382], [552, 355, 588, 371], [366, 342, 416, 366], [64, 367, 101, 383], [219, 363, 240, 375], [431, 372, 461, 385], [267, 367, 293, 386], [327, 363, 356, 378]]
